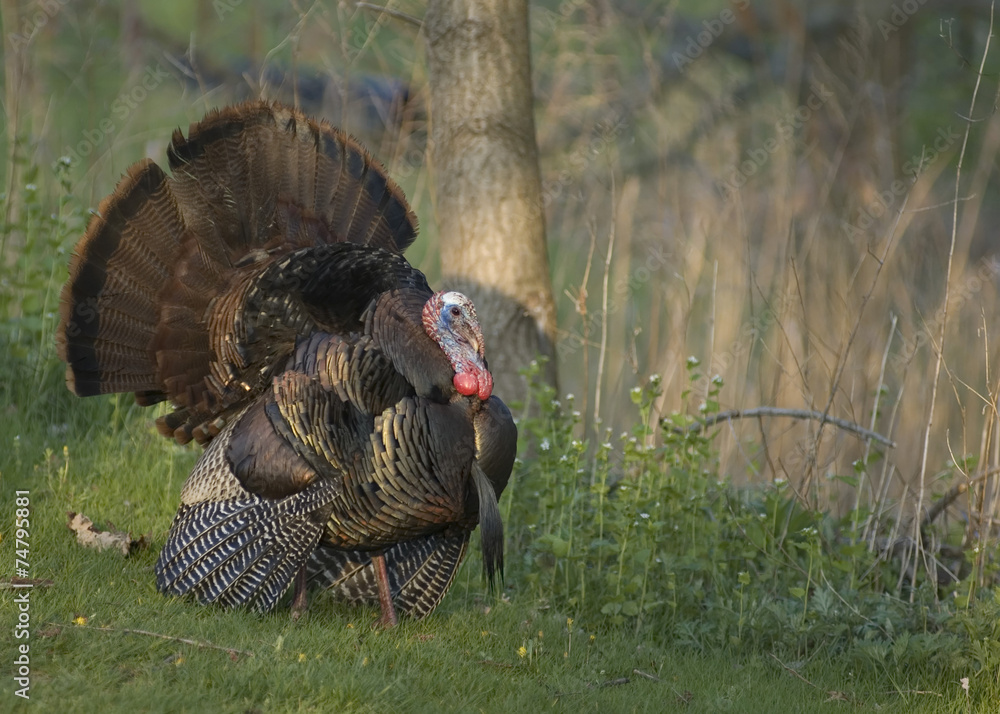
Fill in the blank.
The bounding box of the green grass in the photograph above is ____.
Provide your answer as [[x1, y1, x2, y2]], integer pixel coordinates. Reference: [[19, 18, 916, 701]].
[[0, 348, 995, 713]]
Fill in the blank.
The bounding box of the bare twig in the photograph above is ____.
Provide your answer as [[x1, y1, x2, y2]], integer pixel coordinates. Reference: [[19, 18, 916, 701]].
[[60, 623, 254, 659], [905, 195, 976, 212], [554, 677, 631, 697], [912, 1, 995, 598], [574, 221, 597, 434], [807, 190, 910, 493], [632, 668, 661, 682], [598, 677, 630, 688], [670, 407, 895, 448], [768, 653, 819, 690], [922, 466, 1000, 528], [854, 315, 897, 536], [0, 578, 54, 590], [355, 2, 422, 27], [592, 173, 616, 432], [479, 659, 514, 668]]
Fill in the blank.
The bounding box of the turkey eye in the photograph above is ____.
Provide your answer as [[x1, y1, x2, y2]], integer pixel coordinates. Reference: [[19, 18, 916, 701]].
[[450, 306, 461, 317]]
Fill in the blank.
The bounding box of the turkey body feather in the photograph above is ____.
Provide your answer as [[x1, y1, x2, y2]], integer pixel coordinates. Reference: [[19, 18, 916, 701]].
[[57, 100, 516, 622]]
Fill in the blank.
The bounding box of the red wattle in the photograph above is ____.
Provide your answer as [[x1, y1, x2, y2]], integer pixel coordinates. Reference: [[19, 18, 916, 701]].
[[454, 372, 479, 397], [479, 371, 493, 400]]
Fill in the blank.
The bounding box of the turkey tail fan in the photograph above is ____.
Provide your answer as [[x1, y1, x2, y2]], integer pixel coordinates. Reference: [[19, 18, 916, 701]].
[[58, 100, 419, 443], [57, 159, 184, 401], [164, 100, 417, 257], [155, 477, 338, 612], [307, 532, 470, 619]]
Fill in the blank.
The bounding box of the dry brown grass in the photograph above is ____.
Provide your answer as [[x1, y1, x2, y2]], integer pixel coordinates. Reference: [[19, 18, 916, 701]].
[[532, 3, 1000, 590]]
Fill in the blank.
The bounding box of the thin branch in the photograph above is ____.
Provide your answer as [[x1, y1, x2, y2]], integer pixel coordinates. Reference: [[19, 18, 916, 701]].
[[632, 668, 661, 682], [61, 623, 254, 659], [592, 173, 616, 432], [913, 0, 994, 597], [768, 653, 820, 690], [356, 2, 423, 27], [922, 466, 1000, 528], [905, 195, 976, 213], [670, 407, 895, 448], [554, 677, 631, 697], [0, 578, 53, 590]]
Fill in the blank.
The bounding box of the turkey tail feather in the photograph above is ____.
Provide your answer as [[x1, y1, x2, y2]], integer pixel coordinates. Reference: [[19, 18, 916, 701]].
[[58, 159, 183, 399], [391, 533, 469, 618], [155, 478, 337, 612], [471, 461, 504, 589], [307, 532, 469, 619]]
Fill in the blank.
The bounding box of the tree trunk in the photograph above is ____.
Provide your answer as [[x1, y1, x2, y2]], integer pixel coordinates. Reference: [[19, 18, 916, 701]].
[[424, 0, 558, 404]]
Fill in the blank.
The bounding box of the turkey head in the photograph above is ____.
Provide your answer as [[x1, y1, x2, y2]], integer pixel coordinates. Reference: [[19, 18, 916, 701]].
[[423, 290, 493, 402]]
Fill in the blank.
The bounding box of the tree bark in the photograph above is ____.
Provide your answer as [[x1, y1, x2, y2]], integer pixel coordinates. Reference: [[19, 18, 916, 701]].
[[424, 0, 558, 404]]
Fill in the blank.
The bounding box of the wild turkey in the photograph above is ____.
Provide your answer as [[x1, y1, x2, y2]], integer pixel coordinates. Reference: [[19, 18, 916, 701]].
[[57, 100, 517, 624]]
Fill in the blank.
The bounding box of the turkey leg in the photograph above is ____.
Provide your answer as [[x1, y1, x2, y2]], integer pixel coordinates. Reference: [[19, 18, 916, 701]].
[[373, 552, 399, 627], [290, 565, 309, 620]]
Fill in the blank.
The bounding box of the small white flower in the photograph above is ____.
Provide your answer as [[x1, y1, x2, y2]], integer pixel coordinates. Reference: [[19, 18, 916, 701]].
[[640, 513, 650, 519], [686, 356, 700, 367], [540, 438, 550, 451], [559, 455, 569, 463]]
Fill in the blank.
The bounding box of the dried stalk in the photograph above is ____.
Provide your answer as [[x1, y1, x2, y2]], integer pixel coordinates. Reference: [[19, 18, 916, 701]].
[[912, 1, 994, 597]]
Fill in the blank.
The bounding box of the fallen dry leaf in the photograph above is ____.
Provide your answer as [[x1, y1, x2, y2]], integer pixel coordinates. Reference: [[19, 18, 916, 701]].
[[66, 512, 147, 556]]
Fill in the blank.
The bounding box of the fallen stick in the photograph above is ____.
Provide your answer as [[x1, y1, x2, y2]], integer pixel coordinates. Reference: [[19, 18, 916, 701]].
[[55, 622, 254, 659]]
